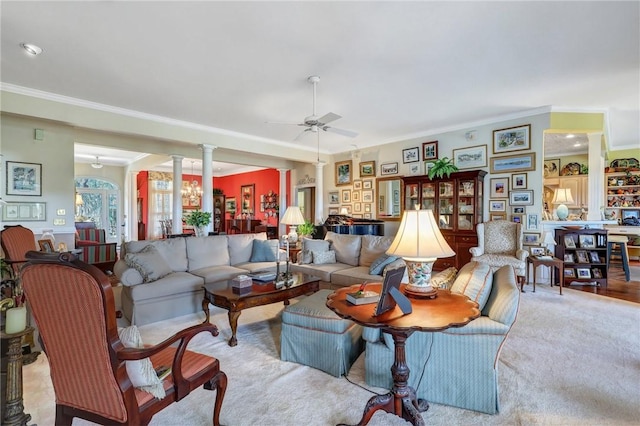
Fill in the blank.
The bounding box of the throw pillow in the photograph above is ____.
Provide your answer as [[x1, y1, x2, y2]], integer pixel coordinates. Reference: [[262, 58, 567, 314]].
[[369, 253, 400, 275], [312, 250, 337, 265], [302, 238, 331, 253], [450, 261, 493, 310], [250, 239, 277, 262], [431, 267, 458, 290], [124, 245, 172, 283], [118, 326, 166, 399], [297, 249, 313, 265]]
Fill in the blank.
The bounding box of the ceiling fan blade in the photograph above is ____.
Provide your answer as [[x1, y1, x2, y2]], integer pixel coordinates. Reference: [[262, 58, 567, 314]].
[[317, 112, 341, 125], [323, 126, 358, 138], [293, 128, 310, 141], [265, 120, 302, 126]]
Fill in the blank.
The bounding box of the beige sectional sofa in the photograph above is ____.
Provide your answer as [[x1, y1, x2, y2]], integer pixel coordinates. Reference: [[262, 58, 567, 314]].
[[290, 231, 405, 287], [113, 232, 283, 325]]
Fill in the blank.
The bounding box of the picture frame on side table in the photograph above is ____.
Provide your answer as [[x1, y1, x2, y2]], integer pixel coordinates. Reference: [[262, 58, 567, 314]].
[[422, 141, 438, 161], [6, 161, 42, 196], [492, 124, 531, 154], [38, 239, 55, 253], [530, 247, 546, 256], [453, 145, 487, 169]]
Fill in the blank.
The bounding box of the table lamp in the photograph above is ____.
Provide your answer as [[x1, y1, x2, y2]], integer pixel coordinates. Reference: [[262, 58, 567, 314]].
[[543, 231, 557, 256], [386, 209, 455, 298], [339, 207, 349, 216], [552, 188, 574, 221], [280, 206, 305, 244]]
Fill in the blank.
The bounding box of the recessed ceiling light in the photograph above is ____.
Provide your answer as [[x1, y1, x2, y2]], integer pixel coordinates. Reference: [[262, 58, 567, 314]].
[[565, 134, 575, 139], [20, 43, 43, 56]]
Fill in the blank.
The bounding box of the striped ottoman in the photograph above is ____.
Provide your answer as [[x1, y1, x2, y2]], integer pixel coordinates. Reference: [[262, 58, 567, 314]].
[[280, 289, 363, 377]]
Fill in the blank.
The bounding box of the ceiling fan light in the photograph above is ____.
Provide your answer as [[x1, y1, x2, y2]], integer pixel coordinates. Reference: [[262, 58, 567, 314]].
[[91, 156, 103, 169]]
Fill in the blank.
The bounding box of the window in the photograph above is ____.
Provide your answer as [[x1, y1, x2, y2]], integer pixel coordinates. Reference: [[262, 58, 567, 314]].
[[75, 178, 120, 243]]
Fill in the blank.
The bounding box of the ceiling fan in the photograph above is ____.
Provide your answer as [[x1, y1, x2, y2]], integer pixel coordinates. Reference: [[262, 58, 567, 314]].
[[268, 75, 358, 141]]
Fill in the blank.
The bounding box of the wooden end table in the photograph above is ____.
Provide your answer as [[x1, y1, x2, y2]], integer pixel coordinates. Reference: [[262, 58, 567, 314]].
[[326, 284, 480, 426], [202, 273, 319, 346], [526, 255, 564, 295]]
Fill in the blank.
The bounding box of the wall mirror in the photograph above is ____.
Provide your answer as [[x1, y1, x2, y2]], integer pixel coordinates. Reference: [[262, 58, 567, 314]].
[[376, 176, 403, 221]]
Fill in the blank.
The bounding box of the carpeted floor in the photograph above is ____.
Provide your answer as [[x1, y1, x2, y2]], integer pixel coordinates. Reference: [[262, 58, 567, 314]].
[[23, 284, 640, 425]]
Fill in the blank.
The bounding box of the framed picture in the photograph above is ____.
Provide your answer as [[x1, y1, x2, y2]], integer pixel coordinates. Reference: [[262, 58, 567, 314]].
[[512, 206, 525, 214], [225, 197, 236, 216], [511, 173, 527, 189], [564, 253, 575, 263], [328, 191, 339, 205], [491, 213, 507, 221], [576, 250, 589, 263], [363, 179, 373, 190], [544, 159, 560, 178], [579, 234, 596, 248], [335, 160, 353, 186], [360, 161, 376, 177], [530, 247, 546, 256], [352, 191, 361, 202], [409, 162, 422, 175], [380, 162, 398, 176], [241, 184, 255, 214], [453, 145, 487, 169], [38, 239, 55, 253], [589, 251, 601, 263], [362, 190, 374, 203], [6, 161, 42, 196], [364, 204, 371, 213], [1, 201, 46, 221], [490, 152, 536, 173], [422, 141, 438, 160], [592, 268, 603, 279], [354, 202, 362, 212], [523, 233, 540, 245], [511, 213, 524, 224], [353, 180, 363, 190], [576, 268, 591, 279], [490, 177, 509, 198], [341, 189, 351, 203], [489, 199, 506, 212], [364, 213, 372, 219], [493, 124, 531, 154], [564, 235, 576, 248], [328, 208, 339, 215], [564, 268, 576, 278], [341, 205, 352, 215], [509, 190, 534, 206], [621, 210, 640, 220], [425, 161, 435, 176], [527, 213, 539, 231], [402, 147, 420, 163]]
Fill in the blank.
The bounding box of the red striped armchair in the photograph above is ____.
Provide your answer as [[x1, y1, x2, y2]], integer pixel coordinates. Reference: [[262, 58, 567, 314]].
[[75, 227, 118, 273]]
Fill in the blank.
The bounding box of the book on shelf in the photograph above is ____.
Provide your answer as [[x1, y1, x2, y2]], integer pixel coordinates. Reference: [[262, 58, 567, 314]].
[[346, 290, 380, 305]]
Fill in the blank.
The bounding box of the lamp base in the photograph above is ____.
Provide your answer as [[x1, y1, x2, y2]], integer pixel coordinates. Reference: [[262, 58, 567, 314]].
[[404, 287, 438, 299], [556, 204, 569, 221], [403, 259, 438, 299]]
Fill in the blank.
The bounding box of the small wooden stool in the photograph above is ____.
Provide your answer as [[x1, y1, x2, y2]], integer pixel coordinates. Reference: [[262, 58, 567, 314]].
[[607, 235, 630, 281]]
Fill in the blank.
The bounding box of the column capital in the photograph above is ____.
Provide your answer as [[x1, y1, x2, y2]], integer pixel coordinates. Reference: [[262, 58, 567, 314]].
[[315, 161, 326, 168], [199, 144, 218, 152], [171, 154, 184, 161]]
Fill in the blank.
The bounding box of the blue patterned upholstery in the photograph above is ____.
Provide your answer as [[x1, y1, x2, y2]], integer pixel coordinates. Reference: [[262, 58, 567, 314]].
[[281, 289, 363, 377], [362, 265, 520, 414]]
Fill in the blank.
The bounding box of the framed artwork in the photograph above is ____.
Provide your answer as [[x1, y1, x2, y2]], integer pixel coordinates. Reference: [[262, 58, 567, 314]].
[[576, 268, 591, 278], [489, 199, 506, 212], [353, 180, 363, 190], [380, 162, 399, 175], [490, 152, 536, 173], [363, 179, 373, 190], [409, 162, 422, 175], [328, 208, 339, 215], [335, 160, 353, 186], [362, 190, 374, 203], [425, 161, 435, 176], [364, 204, 372, 213], [6, 161, 42, 196], [490, 177, 509, 198], [352, 214, 363, 219], [354, 202, 362, 212], [1, 201, 46, 221], [564, 253, 575, 263], [491, 213, 507, 221], [579, 234, 596, 248], [527, 213, 539, 231], [509, 190, 534, 206], [530, 247, 546, 256], [402, 147, 420, 163], [589, 251, 601, 263], [453, 145, 487, 169], [364, 213, 372, 219], [544, 158, 560, 178], [511, 173, 527, 189], [564, 235, 577, 249], [565, 268, 576, 278], [621, 210, 640, 220], [592, 268, 603, 279], [225, 197, 236, 216], [360, 161, 376, 177], [512, 206, 525, 214], [492, 124, 531, 154], [341, 205, 352, 215], [511, 213, 524, 224], [422, 141, 438, 161], [328, 191, 339, 205], [341, 189, 351, 203], [352, 191, 361, 202], [241, 184, 255, 214], [523, 233, 540, 245], [38, 239, 55, 253]]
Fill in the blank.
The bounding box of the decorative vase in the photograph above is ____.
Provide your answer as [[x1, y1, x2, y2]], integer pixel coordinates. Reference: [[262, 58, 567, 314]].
[[194, 226, 208, 237]]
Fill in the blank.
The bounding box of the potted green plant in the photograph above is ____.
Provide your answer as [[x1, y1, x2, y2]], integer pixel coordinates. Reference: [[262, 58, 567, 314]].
[[184, 209, 212, 237], [428, 157, 459, 179], [297, 220, 316, 239]]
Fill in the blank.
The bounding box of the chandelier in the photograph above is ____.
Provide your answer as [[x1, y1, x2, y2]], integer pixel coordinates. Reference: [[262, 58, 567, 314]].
[[181, 161, 202, 203]]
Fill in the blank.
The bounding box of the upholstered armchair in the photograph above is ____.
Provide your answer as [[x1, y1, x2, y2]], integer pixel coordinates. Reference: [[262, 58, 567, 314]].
[[1, 225, 37, 277], [75, 227, 118, 273], [469, 221, 528, 277], [21, 251, 227, 426]]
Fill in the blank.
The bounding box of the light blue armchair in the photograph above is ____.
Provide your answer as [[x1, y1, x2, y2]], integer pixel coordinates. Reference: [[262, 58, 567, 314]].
[[362, 264, 520, 414]]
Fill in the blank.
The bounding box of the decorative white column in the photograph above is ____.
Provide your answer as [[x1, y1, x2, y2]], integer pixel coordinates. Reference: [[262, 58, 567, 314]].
[[278, 168, 289, 238], [315, 162, 326, 224], [171, 155, 184, 235], [200, 144, 217, 233], [128, 169, 138, 240], [587, 132, 605, 220]]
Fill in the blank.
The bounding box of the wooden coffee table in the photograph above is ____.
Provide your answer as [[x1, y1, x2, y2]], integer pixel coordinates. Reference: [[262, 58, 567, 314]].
[[202, 273, 320, 346], [327, 284, 480, 426]]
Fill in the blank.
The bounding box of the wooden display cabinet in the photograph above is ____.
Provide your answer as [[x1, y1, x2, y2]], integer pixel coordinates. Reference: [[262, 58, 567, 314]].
[[403, 169, 486, 271], [213, 194, 225, 233], [554, 228, 608, 287]]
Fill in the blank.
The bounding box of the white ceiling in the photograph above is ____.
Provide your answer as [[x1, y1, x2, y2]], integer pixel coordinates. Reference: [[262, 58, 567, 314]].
[[1, 2, 638, 172]]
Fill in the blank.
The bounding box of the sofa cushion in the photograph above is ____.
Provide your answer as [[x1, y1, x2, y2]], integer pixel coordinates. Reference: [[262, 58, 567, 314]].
[[451, 261, 493, 310], [290, 262, 351, 282], [189, 265, 249, 283], [151, 238, 188, 272], [301, 238, 331, 253], [313, 250, 337, 264], [228, 233, 266, 264], [359, 234, 395, 267], [124, 245, 172, 283], [250, 239, 277, 262], [297, 249, 314, 265], [325, 231, 361, 267], [369, 253, 400, 275], [186, 235, 230, 271], [331, 266, 390, 287]]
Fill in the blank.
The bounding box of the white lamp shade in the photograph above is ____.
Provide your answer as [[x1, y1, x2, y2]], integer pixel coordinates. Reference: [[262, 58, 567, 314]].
[[280, 206, 305, 225], [339, 207, 349, 215], [552, 188, 574, 204], [75, 193, 84, 205], [543, 231, 557, 245], [386, 209, 455, 261]]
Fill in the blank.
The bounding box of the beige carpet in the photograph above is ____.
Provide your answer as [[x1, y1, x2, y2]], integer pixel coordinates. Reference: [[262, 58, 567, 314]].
[[23, 284, 640, 425]]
